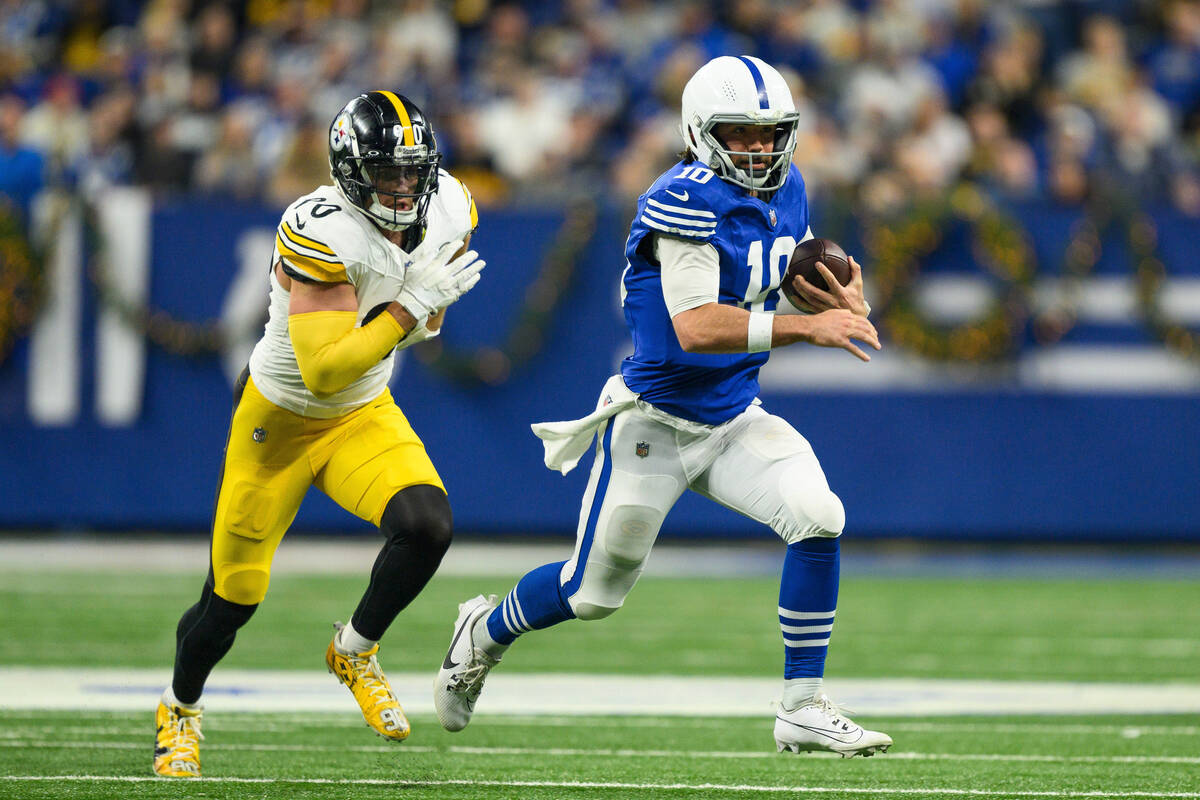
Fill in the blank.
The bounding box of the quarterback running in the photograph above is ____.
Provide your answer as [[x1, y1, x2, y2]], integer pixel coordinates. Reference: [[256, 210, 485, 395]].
[[433, 56, 891, 757], [154, 91, 482, 777]]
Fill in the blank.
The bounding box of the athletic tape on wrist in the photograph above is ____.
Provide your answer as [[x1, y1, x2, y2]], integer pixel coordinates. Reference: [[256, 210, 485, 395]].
[[747, 311, 774, 353]]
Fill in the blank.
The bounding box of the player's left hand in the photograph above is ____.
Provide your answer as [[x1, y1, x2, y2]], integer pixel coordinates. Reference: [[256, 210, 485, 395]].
[[397, 240, 486, 320], [791, 256, 871, 318]]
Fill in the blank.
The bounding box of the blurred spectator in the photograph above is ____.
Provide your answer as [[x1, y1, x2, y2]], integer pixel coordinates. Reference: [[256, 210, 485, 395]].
[[19, 75, 89, 181], [476, 69, 572, 185], [77, 87, 137, 195], [228, 35, 276, 104], [190, 3, 238, 83], [0, 94, 45, 216], [1145, 0, 1200, 118], [1058, 15, 1134, 110], [965, 23, 1043, 138], [266, 114, 334, 207], [800, 0, 860, 66], [842, 27, 942, 137], [383, 0, 459, 86], [1047, 156, 1090, 206], [135, 118, 192, 195], [195, 104, 265, 200], [894, 90, 972, 191], [992, 138, 1040, 199], [3, 0, 1200, 216]]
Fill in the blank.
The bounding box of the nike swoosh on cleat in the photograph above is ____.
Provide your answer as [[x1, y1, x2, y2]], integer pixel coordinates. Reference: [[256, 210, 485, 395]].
[[154, 746, 168, 757], [665, 189, 689, 201], [776, 716, 864, 744], [442, 615, 471, 670]]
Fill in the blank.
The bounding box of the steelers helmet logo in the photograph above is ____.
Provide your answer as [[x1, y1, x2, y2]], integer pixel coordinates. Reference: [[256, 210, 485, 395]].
[[330, 113, 353, 153]]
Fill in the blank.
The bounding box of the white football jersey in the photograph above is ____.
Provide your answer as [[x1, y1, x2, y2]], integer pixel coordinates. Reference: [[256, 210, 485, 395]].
[[248, 170, 478, 417]]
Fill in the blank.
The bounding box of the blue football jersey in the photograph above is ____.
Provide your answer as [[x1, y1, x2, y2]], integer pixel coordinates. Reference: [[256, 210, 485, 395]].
[[620, 160, 810, 425]]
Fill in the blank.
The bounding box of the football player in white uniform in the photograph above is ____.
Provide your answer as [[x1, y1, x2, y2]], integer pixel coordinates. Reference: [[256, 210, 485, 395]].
[[433, 57, 891, 757], [154, 91, 483, 777]]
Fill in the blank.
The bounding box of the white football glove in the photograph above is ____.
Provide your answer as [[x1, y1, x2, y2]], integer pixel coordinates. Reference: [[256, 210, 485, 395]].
[[396, 239, 486, 321]]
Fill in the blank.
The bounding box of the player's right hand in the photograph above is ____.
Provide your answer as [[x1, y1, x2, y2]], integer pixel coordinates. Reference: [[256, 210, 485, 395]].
[[805, 309, 881, 362], [397, 239, 486, 320]]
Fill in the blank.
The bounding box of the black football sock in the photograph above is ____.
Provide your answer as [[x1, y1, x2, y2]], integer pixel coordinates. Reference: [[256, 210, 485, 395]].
[[350, 484, 453, 640], [172, 580, 257, 705]]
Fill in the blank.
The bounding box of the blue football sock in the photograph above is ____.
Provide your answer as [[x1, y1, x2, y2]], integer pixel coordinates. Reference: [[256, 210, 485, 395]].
[[485, 560, 576, 647], [778, 536, 840, 680]]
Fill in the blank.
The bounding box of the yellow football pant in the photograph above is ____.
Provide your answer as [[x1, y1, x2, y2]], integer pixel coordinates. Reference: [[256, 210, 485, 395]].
[[209, 375, 444, 605]]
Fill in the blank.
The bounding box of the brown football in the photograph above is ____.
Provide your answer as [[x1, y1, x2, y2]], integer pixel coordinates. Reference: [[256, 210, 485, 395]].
[[783, 238, 852, 301]]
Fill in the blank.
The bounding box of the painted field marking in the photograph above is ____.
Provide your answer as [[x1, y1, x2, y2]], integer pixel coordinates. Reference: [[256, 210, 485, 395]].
[[3, 738, 1200, 766], [2, 715, 1199, 737], [4, 668, 1200, 716], [2, 775, 1199, 797]]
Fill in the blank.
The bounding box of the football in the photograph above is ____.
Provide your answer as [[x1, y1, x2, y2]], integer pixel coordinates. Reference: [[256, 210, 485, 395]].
[[783, 238, 852, 302]]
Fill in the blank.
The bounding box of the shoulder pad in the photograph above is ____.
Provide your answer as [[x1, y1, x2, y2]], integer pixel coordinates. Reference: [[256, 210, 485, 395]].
[[435, 170, 479, 236], [275, 187, 366, 283], [640, 178, 718, 244]]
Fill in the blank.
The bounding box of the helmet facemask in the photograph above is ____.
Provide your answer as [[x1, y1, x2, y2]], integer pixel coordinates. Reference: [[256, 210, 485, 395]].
[[698, 113, 800, 192], [337, 146, 441, 231]]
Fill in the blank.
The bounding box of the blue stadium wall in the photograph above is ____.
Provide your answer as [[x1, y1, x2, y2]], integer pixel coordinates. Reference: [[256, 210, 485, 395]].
[[1, 194, 1198, 541]]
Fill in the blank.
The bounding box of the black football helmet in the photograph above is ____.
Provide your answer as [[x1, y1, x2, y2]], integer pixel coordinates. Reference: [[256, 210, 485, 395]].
[[328, 90, 441, 230]]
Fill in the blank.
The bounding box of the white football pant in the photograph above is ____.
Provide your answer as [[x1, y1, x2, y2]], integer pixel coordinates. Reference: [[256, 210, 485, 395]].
[[558, 401, 844, 621]]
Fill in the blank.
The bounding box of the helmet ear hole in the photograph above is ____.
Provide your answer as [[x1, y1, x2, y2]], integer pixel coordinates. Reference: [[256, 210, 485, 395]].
[[689, 129, 698, 148]]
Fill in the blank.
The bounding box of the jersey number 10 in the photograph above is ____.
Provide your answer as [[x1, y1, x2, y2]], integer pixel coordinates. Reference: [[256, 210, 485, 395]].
[[743, 236, 797, 311]]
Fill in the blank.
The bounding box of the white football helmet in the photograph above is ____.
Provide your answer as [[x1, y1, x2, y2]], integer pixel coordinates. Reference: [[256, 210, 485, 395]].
[[680, 55, 800, 191]]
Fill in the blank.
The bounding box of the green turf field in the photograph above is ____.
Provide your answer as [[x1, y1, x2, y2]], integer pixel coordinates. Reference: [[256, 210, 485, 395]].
[[2, 568, 1199, 799]]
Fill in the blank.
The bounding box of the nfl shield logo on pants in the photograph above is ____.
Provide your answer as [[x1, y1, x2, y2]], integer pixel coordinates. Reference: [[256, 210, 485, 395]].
[[635, 441, 650, 458]]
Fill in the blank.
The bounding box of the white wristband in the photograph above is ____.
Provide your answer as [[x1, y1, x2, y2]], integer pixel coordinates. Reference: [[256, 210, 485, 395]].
[[747, 311, 774, 353]]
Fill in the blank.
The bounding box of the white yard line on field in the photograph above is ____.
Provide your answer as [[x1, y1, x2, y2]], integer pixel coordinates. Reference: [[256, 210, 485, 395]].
[[3, 536, 1199, 578], [0, 538, 783, 577], [3, 738, 1200, 766], [3, 667, 1200, 717], [2, 775, 1199, 797], [2, 713, 1198, 738]]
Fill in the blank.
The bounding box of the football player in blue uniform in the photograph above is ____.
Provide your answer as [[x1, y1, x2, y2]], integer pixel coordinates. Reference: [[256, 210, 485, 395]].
[[434, 56, 890, 756]]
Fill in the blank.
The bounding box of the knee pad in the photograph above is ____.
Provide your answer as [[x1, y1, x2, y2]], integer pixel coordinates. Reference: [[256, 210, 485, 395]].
[[777, 462, 845, 543], [382, 484, 453, 556], [214, 564, 271, 606], [597, 471, 676, 566], [565, 559, 634, 621], [565, 471, 676, 617], [573, 601, 620, 621]]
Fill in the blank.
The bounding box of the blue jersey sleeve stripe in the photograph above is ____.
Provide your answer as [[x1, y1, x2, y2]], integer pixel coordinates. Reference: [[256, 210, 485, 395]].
[[643, 207, 718, 229], [737, 55, 770, 110], [640, 215, 711, 239], [646, 198, 716, 218]]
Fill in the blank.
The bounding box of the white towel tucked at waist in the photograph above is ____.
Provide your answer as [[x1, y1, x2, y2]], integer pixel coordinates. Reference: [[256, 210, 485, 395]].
[[531, 374, 637, 474]]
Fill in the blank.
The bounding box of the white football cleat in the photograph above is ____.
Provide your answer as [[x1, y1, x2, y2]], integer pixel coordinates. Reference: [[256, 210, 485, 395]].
[[433, 594, 499, 732], [774, 693, 892, 758]]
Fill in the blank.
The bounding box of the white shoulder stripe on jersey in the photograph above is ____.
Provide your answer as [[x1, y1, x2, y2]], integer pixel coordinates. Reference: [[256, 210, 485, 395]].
[[646, 197, 716, 218], [640, 215, 711, 239], [643, 206, 718, 229]]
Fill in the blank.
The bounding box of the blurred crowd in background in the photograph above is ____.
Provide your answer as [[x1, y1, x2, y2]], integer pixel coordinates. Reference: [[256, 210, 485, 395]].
[[5, 0, 1200, 218]]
